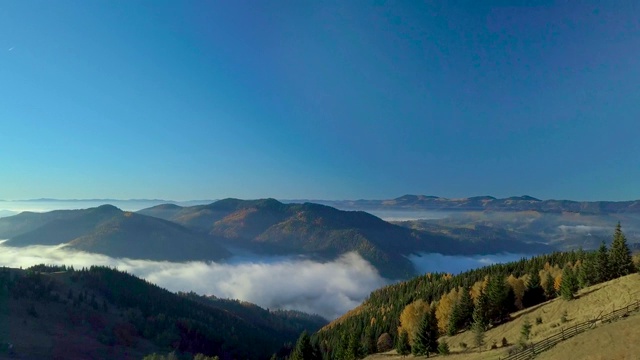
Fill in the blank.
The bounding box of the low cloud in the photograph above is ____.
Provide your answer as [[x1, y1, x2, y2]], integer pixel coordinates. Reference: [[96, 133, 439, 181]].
[[558, 225, 606, 235], [0, 242, 387, 319], [408, 252, 530, 275]]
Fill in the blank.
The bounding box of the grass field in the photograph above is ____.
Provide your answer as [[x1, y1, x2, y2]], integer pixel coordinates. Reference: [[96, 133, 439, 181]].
[[365, 273, 640, 360]]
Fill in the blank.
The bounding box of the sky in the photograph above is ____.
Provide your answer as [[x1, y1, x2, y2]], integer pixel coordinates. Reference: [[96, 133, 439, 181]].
[[1, 1, 639, 201]]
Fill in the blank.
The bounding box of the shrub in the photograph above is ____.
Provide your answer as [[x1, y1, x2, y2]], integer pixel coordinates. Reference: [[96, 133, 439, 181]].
[[560, 310, 568, 323], [501, 337, 509, 347], [535, 316, 543, 325], [438, 341, 450, 355]]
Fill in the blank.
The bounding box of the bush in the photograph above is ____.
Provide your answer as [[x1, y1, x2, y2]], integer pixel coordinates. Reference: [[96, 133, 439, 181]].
[[459, 342, 468, 351], [501, 337, 509, 347], [438, 341, 450, 355], [535, 316, 543, 325], [560, 310, 568, 323]]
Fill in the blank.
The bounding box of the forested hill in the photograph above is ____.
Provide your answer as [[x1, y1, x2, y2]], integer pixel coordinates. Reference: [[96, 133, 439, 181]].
[[0, 265, 326, 360], [0, 205, 230, 261], [312, 225, 639, 360], [139, 199, 551, 279]]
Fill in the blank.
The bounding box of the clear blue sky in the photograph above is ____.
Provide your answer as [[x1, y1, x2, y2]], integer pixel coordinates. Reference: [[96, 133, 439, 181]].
[[1, 1, 639, 201]]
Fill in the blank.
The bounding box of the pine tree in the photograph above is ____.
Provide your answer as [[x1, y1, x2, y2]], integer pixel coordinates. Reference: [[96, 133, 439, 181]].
[[472, 289, 489, 331], [578, 253, 596, 289], [485, 275, 511, 324], [412, 308, 438, 357], [523, 270, 545, 307], [543, 272, 556, 299], [291, 331, 316, 360], [609, 222, 635, 279], [396, 331, 410, 357], [595, 240, 610, 283], [559, 264, 578, 300], [362, 326, 377, 356]]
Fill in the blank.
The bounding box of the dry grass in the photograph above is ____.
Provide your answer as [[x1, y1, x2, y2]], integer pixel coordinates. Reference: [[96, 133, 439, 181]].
[[364, 273, 640, 360]]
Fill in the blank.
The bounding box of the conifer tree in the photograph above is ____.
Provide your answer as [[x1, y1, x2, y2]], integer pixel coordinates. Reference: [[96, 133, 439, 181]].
[[412, 308, 438, 357], [560, 264, 578, 300], [578, 253, 596, 288], [485, 275, 511, 324], [523, 270, 545, 307], [609, 222, 635, 278], [543, 272, 556, 299], [595, 240, 611, 283], [291, 331, 316, 360], [396, 331, 410, 357]]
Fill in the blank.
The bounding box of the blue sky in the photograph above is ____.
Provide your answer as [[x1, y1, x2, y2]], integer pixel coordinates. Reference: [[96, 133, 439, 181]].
[[1, 1, 639, 201]]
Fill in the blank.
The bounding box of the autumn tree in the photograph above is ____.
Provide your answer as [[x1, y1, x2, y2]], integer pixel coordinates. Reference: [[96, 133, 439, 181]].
[[609, 222, 635, 278], [398, 299, 430, 344]]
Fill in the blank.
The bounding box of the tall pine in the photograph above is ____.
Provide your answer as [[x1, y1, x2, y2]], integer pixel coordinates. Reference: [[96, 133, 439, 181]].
[[396, 330, 410, 357], [609, 222, 635, 278], [559, 264, 578, 300], [523, 270, 545, 307], [412, 307, 439, 357], [290, 331, 316, 360], [595, 240, 611, 283]]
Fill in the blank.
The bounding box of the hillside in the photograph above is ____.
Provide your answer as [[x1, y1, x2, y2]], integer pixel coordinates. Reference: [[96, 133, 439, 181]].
[[363, 273, 640, 360], [139, 199, 551, 279], [0, 205, 230, 262], [0, 265, 326, 360]]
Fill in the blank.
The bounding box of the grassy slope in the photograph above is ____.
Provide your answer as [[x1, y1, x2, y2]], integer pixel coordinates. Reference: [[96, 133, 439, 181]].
[[365, 273, 640, 360]]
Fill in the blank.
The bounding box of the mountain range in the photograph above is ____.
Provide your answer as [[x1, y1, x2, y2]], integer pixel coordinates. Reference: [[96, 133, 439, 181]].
[[0, 199, 552, 279]]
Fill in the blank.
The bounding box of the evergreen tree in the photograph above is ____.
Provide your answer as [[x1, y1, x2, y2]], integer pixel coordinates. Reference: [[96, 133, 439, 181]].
[[543, 272, 556, 299], [578, 253, 596, 289], [345, 331, 360, 360], [609, 222, 635, 278], [362, 326, 377, 356], [291, 331, 316, 360], [472, 289, 489, 331], [559, 265, 578, 300], [595, 240, 610, 283], [485, 275, 512, 324], [396, 331, 410, 357], [523, 270, 545, 307], [412, 308, 438, 357]]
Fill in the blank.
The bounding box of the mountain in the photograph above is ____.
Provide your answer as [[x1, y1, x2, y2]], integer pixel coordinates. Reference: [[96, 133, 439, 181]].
[[0, 265, 326, 359], [314, 195, 640, 214], [139, 199, 552, 279], [0, 205, 230, 262]]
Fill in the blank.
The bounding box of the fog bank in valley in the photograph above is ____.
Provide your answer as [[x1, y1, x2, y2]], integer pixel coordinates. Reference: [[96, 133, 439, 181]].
[[0, 241, 387, 319]]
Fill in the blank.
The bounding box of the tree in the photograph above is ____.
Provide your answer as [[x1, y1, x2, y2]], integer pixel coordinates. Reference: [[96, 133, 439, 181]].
[[398, 299, 430, 344], [609, 222, 635, 279], [362, 326, 377, 356], [471, 289, 489, 349], [485, 274, 512, 324], [395, 331, 410, 357], [543, 271, 556, 299], [560, 264, 578, 300], [520, 318, 532, 341], [578, 253, 596, 289], [448, 287, 474, 335], [412, 308, 439, 357], [595, 240, 610, 283], [377, 333, 393, 353], [523, 271, 545, 307], [291, 331, 316, 360]]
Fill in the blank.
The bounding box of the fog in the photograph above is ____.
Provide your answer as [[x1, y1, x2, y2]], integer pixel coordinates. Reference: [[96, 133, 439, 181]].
[[365, 210, 451, 221], [408, 252, 530, 275], [0, 242, 387, 319]]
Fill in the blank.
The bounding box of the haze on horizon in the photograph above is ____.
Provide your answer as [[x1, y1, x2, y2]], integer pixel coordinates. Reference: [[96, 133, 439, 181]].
[[1, 2, 639, 201]]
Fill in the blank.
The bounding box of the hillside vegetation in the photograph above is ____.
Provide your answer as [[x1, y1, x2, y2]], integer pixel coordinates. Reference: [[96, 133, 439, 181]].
[[309, 224, 637, 360], [0, 265, 326, 360]]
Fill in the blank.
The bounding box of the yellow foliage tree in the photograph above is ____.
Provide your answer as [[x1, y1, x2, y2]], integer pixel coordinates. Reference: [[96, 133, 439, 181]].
[[507, 274, 526, 310], [554, 274, 563, 292], [470, 276, 489, 301], [398, 299, 430, 344], [435, 288, 460, 334]]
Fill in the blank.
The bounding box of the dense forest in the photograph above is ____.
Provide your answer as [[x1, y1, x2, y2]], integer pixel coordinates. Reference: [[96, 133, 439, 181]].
[[304, 223, 638, 360], [0, 264, 325, 360]]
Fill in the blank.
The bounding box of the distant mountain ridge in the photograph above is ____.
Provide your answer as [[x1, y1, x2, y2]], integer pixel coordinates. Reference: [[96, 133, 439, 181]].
[[139, 198, 552, 278], [312, 195, 640, 214], [0, 205, 230, 262]]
